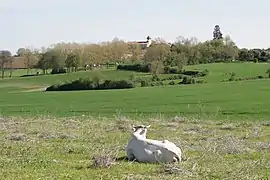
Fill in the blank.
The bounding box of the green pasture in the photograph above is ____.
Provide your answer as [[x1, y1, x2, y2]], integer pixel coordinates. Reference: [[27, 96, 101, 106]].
[[0, 62, 270, 120], [184, 62, 270, 82], [1, 62, 270, 179], [0, 69, 148, 90]]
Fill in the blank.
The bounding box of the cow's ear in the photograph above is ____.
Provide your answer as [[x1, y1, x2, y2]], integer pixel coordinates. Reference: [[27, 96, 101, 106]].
[[146, 125, 151, 128]]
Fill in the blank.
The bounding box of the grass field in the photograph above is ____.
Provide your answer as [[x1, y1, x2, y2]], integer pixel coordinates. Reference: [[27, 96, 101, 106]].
[[1, 116, 269, 179], [1, 80, 270, 120], [0, 62, 270, 120], [0, 62, 270, 179]]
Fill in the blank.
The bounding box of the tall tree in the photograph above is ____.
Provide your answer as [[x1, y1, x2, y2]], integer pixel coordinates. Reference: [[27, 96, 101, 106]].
[[223, 35, 239, 61], [0, 50, 12, 78], [213, 25, 223, 40], [16, 47, 39, 74], [144, 44, 171, 74]]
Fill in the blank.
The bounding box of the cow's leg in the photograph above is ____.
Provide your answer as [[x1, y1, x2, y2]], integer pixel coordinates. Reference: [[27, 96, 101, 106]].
[[173, 156, 179, 162], [127, 149, 136, 161]]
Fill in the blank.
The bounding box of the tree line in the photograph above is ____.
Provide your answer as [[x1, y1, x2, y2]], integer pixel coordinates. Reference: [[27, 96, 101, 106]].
[[1, 26, 270, 78]]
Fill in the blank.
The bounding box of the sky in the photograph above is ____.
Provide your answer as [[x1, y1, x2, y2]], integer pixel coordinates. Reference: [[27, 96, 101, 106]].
[[0, 0, 270, 54]]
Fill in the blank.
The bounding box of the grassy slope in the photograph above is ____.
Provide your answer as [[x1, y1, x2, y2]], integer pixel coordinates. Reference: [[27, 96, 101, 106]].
[[1, 80, 270, 120], [184, 62, 270, 83], [0, 69, 147, 90], [0, 62, 270, 120], [1, 63, 270, 179]]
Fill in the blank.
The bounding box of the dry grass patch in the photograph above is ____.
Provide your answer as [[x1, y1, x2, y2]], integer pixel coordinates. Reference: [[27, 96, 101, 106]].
[[0, 116, 269, 179]]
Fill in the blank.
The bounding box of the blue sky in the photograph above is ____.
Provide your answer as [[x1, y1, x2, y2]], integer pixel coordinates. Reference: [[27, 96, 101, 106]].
[[0, 0, 269, 54]]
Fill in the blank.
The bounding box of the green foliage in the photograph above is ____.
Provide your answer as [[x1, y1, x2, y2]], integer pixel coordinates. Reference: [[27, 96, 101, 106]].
[[225, 75, 267, 82], [180, 76, 196, 84], [163, 66, 182, 74], [181, 69, 209, 77], [179, 76, 207, 85], [46, 78, 135, 91], [128, 73, 136, 82], [7, 34, 270, 81], [149, 81, 165, 87], [168, 81, 176, 85], [228, 72, 236, 81], [116, 64, 151, 72], [151, 74, 161, 81], [253, 58, 259, 63], [0, 50, 12, 79], [137, 74, 185, 87], [266, 69, 270, 78], [140, 79, 151, 87]]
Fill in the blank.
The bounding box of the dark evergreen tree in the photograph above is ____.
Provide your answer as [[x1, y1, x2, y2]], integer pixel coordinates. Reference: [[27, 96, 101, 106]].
[[213, 25, 223, 40]]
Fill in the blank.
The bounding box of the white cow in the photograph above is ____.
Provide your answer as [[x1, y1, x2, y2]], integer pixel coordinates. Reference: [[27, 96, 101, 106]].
[[126, 125, 182, 163]]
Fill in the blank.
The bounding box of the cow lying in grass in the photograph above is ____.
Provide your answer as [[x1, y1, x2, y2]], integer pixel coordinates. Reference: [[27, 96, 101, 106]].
[[126, 124, 182, 163]]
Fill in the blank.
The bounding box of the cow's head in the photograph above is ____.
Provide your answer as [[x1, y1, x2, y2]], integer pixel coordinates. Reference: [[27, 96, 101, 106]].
[[131, 124, 151, 138]]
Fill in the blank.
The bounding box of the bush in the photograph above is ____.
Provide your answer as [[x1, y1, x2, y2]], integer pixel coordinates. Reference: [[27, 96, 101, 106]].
[[117, 64, 151, 73], [200, 69, 209, 76], [129, 73, 136, 81], [161, 74, 184, 81], [196, 79, 207, 84], [253, 58, 259, 63], [140, 79, 165, 87], [168, 81, 176, 85], [151, 74, 161, 81], [20, 73, 45, 78], [266, 69, 270, 78], [179, 77, 206, 85], [228, 72, 236, 81], [51, 67, 67, 74], [179, 76, 196, 84], [150, 81, 164, 87], [140, 79, 151, 87], [224, 74, 267, 82], [180, 69, 209, 77], [46, 78, 135, 91], [164, 66, 181, 74]]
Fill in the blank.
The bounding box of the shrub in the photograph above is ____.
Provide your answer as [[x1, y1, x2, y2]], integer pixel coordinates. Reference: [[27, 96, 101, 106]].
[[253, 58, 259, 63], [168, 81, 176, 85], [200, 69, 209, 76], [180, 69, 209, 77], [20, 73, 45, 78], [140, 79, 166, 87], [140, 79, 150, 87], [150, 81, 164, 87], [164, 66, 181, 74], [228, 72, 236, 81], [151, 74, 161, 81], [99, 80, 135, 90], [179, 76, 196, 84], [266, 69, 270, 78], [161, 74, 184, 81], [116, 64, 151, 73], [46, 78, 135, 91], [51, 67, 67, 74], [223, 74, 267, 82], [196, 79, 207, 84], [129, 73, 136, 81]]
